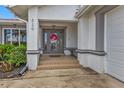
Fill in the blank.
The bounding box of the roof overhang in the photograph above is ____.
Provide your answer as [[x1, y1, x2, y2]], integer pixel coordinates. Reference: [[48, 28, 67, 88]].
[[7, 5, 41, 20]]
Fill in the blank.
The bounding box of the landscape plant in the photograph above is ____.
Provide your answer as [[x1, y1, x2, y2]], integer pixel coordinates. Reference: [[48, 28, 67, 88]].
[[0, 44, 26, 72]]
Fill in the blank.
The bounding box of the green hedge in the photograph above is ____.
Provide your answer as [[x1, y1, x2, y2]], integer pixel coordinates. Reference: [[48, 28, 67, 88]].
[[0, 44, 26, 67]]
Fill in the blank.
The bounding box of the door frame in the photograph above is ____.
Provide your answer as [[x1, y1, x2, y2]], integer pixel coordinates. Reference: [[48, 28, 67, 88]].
[[43, 28, 65, 54]]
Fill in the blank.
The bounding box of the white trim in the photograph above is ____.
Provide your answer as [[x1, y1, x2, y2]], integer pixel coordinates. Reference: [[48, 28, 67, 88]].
[[0, 19, 25, 23], [2, 28, 4, 44], [10, 29, 12, 44], [19, 28, 21, 46], [17, 18, 27, 23]]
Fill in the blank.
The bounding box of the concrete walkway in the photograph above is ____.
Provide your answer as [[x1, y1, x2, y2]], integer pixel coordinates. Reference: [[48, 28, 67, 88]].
[[0, 68, 124, 88], [0, 55, 124, 88]]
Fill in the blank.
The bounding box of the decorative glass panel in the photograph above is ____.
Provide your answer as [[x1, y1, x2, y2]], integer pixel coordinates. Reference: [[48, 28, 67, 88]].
[[44, 32, 48, 50]]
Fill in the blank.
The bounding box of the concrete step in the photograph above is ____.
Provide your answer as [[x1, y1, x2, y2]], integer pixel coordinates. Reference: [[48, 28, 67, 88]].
[[42, 54, 65, 56], [39, 61, 79, 65], [38, 64, 81, 70]]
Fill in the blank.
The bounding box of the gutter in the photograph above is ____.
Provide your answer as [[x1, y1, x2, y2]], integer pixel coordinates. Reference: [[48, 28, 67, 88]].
[[75, 5, 93, 18], [17, 17, 27, 23]]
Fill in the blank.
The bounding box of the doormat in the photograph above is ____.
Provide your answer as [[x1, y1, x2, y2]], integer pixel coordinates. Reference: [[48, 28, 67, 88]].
[[49, 55, 61, 57]]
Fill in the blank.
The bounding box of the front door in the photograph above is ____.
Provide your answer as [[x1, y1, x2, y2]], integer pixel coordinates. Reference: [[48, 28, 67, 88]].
[[43, 29, 64, 54]]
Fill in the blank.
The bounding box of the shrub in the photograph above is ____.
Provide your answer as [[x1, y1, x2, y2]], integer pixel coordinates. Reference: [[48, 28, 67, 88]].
[[0, 44, 14, 61], [0, 44, 26, 72], [7, 45, 27, 67]]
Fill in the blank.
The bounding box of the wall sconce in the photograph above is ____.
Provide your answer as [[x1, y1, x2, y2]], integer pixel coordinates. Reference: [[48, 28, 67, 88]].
[[52, 25, 56, 30]]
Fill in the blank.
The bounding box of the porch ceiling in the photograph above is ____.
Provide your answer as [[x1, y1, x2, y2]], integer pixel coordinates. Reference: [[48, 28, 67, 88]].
[[39, 20, 78, 29], [41, 26, 66, 30]]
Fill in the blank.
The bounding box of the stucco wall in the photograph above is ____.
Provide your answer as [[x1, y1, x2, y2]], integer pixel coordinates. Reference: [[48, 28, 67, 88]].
[[78, 7, 105, 73], [66, 23, 77, 48], [77, 16, 89, 67], [38, 5, 79, 21], [78, 16, 89, 49], [88, 12, 96, 50]]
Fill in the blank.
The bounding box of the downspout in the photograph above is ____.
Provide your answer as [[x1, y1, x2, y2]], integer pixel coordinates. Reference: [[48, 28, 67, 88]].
[[17, 17, 28, 23], [18, 18, 28, 76]]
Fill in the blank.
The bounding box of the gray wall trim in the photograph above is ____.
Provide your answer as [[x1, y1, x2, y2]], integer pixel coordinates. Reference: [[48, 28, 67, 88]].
[[39, 48, 44, 51], [95, 5, 118, 51], [26, 50, 40, 54], [76, 49, 106, 56]]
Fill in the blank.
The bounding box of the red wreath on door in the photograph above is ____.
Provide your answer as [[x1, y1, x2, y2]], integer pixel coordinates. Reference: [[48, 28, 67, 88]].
[[50, 33, 58, 41]]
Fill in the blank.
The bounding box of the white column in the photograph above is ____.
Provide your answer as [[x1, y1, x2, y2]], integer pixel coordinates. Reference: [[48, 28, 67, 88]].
[[27, 7, 40, 70]]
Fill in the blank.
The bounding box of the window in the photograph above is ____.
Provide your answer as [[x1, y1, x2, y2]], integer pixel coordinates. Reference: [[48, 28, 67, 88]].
[[2, 28, 26, 45]]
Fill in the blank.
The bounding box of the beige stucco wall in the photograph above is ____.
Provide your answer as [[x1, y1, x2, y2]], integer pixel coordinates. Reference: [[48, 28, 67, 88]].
[[78, 6, 105, 73], [38, 5, 79, 21], [88, 12, 96, 50]]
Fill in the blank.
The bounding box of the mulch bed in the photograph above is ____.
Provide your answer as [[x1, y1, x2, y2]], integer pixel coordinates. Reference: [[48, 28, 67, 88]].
[[0, 65, 27, 79]]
